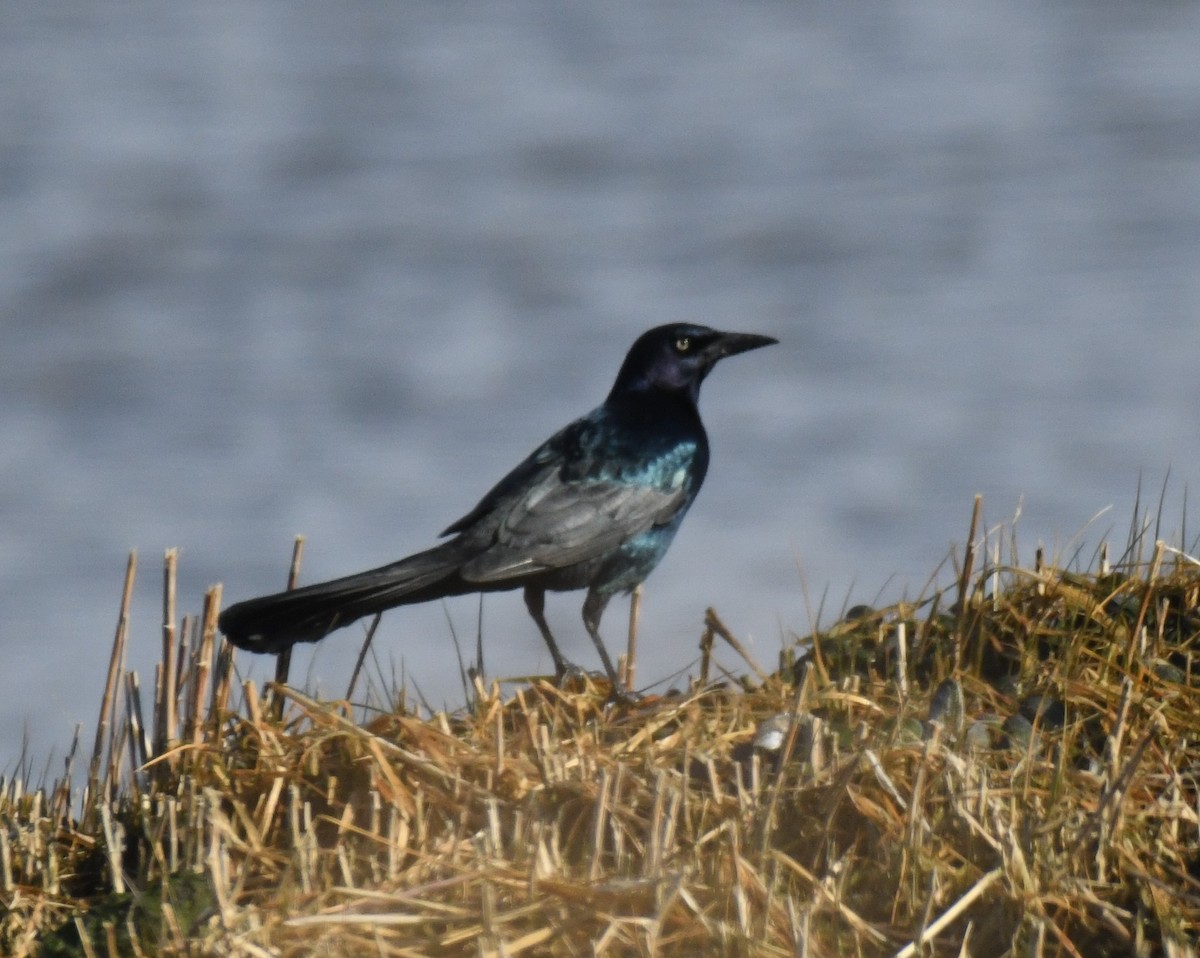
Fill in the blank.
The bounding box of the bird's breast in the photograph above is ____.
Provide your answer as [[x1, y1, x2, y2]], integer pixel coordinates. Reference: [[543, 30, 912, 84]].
[[593, 438, 703, 493]]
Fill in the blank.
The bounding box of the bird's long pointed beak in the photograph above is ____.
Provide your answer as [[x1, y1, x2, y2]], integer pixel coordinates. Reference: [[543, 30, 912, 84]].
[[703, 331, 779, 364]]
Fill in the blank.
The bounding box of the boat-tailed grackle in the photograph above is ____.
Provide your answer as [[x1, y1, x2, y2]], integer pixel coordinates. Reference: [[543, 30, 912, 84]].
[[219, 324, 777, 694]]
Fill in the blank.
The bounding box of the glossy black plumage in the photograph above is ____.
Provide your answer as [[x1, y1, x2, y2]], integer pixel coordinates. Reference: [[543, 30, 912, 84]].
[[218, 324, 776, 692]]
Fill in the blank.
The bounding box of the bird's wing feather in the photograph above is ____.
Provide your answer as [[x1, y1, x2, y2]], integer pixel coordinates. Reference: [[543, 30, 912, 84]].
[[459, 472, 688, 583]]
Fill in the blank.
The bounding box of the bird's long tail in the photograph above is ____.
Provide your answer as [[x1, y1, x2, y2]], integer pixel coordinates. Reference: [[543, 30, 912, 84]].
[[218, 541, 467, 654]]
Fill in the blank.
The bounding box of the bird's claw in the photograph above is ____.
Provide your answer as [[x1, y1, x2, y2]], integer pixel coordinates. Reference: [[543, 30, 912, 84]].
[[607, 684, 644, 706], [553, 661, 591, 686], [551, 663, 642, 705]]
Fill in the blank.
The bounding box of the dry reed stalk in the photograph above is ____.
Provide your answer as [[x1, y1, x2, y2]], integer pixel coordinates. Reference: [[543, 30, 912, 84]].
[[346, 612, 382, 702], [270, 535, 306, 709], [953, 494, 983, 672], [158, 548, 179, 764], [123, 671, 149, 793], [704, 606, 768, 681], [88, 550, 137, 807], [173, 615, 193, 733], [212, 639, 235, 721], [698, 619, 714, 687], [1126, 538, 1166, 672], [625, 584, 642, 691], [188, 586, 221, 747]]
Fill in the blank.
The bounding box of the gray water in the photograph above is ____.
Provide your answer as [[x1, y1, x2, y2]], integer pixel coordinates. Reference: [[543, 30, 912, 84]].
[[4, 1, 1200, 771]]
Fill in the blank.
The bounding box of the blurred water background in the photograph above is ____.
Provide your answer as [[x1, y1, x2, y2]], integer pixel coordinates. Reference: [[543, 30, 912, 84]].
[[4, 1, 1200, 770]]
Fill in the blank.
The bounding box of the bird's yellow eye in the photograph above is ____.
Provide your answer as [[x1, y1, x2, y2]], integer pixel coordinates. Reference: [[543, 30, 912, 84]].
[[675, 337, 690, 353]]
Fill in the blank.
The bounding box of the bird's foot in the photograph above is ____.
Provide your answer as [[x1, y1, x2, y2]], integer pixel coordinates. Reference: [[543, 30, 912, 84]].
[[606, 683, 644, 707], [552, 660, 589, 684], [550, 663, 642, 705]]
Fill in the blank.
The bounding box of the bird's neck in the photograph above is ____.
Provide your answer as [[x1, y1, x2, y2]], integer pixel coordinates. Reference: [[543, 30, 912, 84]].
[[607, 374, 702, 407], [602, 386, 705, 437]]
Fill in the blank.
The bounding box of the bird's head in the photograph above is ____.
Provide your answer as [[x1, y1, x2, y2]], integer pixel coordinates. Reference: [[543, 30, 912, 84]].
[[609, 324, 778, 402]]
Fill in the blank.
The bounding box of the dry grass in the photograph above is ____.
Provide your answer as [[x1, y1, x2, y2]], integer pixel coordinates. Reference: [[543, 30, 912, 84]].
[[3, 499, 1200, 956]]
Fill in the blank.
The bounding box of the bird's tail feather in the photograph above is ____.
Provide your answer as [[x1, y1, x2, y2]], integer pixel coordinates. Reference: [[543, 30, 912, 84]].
[[218, 541, 466, 654]]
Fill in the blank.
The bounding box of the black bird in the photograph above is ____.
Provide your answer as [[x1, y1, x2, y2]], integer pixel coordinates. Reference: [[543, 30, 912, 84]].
[[219, 324, 776, 692]]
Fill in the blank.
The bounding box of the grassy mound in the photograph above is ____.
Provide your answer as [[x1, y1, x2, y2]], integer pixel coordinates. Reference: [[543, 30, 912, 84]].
[[3, 499, 1199, 956]]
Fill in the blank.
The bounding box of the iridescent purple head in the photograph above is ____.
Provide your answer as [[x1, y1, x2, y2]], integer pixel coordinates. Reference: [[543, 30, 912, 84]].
[[608, 324, 777, 402]]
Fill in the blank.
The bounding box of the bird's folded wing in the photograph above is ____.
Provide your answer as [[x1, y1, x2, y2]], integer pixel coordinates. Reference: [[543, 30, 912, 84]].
[[460, 476, 687, 582]]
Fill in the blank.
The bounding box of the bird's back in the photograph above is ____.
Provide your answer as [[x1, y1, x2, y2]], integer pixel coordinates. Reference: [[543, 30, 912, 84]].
[[441, 393, 709, 592]]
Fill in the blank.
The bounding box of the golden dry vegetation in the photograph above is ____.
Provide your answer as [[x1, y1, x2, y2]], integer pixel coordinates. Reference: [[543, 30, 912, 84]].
[[3, 499, 1199, 956]]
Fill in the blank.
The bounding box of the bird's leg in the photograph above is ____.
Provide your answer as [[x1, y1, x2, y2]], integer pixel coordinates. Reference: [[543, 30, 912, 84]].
[[582, 588, 627, 694], [523, 586, 572, 678]]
